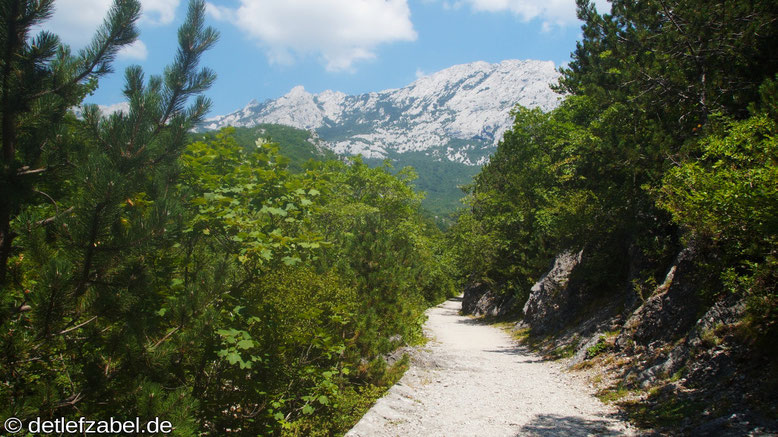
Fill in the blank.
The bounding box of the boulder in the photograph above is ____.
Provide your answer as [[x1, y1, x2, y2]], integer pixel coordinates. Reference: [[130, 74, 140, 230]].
[[461, 281, 489, 315], [617, 247, 704, 349], [461, 281, 517, 317], [635, 294, 746, 387], [519, 250, 583, 334]]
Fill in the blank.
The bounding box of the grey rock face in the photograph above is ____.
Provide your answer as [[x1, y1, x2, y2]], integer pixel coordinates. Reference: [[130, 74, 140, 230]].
[[461, 282, 488, 315], [520, 250, 584, 334], [460, 282, 517, 317], [635, 294, 746, 388], [617, 247, 704, 349], [201, 60, 562, 165], [569, 333, 607, 367]]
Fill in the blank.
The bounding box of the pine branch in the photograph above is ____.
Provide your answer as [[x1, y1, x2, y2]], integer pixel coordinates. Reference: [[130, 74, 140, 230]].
[[57, 316, 98, 336], [151, 326, 180, 350], [35, 207, 73, 226], [30, 0, 141, 101], [16, 166, 47, 176]]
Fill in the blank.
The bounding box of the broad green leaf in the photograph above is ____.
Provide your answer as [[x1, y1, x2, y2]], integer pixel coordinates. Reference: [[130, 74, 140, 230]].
[[282, 256, 301, 266], [226, 352, 241, 365], [236, 339, 253, 350]]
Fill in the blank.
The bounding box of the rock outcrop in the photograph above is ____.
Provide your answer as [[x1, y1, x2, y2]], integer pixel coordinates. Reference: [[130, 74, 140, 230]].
[[631, 295, 746, 388], [616, 247, 704, 349], [461, 282, 517, 317], [520, 250, 584, 334], [460, 244, 777, 434], [461, 251, 584, 324]]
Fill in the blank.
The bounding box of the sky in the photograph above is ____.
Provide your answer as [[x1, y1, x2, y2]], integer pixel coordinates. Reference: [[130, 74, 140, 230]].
[[41, 0, 610, 116]]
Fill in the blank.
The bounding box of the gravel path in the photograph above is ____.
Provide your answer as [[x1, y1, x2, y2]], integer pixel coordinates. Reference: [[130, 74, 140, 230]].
[[346, 296, 635, 437]]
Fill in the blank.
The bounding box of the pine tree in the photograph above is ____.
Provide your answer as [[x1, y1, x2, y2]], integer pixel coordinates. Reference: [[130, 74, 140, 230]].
[[1, 0, 218, 426], [0, 0, 140, 286]]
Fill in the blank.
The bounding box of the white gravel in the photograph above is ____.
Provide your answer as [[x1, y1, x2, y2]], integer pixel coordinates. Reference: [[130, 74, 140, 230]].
[[346, 297, 635, 437]]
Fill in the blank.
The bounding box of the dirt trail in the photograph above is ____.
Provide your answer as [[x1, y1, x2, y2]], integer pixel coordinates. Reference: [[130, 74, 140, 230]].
[[346, 297, 634, 437]]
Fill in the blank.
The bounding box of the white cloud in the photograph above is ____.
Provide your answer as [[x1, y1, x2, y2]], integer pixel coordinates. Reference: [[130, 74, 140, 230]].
[[207, 0, 417, 72], [142, 0, 179, 25], [41, 0, 180, 47], [43, 0, 110, 45], [441, 1, 465, 11], [118, 40, 148, 60], [205, 2, 230, 21], [98, 101, 130, 115], [415, 68, 428, 79], [458, 0, 610, 29]]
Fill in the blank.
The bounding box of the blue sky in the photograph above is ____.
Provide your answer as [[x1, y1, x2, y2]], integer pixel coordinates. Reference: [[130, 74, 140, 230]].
[[42, 0, 608, 116]]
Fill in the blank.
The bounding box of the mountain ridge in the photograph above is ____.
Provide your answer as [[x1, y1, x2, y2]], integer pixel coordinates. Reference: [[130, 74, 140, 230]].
[[201, 59, 563, 166]]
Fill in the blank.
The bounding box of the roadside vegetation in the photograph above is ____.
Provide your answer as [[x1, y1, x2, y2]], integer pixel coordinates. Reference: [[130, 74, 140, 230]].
[[447, 0, 778, 431], [447, 0, 777, 354], [0, 1, 456, 434]]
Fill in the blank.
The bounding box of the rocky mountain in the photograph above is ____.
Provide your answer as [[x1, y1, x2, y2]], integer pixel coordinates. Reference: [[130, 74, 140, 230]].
[[201, 59, 562, 166]]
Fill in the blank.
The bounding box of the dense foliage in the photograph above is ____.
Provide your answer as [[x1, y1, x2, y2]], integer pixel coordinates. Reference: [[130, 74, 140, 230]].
[[450, 0, 778, 326], [0, 1, 456, 435]]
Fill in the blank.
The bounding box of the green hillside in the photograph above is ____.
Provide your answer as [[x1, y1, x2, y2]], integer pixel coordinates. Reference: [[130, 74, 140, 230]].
[[364, 151, 479, 226], [192, 124, 338, 172], [197, 124, 480, 225]]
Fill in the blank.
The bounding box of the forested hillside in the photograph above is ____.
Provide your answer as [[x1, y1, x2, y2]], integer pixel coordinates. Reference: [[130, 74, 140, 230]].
[[192, 124, 337, 173], [363, 152, 479, 226], [451, 0, 777, 432], [192, 124, 477, 226], [0, 1, 456, 435]]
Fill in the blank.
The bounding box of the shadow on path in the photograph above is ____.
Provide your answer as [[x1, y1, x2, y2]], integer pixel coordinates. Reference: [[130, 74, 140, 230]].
[[481, 347, 545, 363], [517, 414, 628, 436], [455, 316, 505, 326]]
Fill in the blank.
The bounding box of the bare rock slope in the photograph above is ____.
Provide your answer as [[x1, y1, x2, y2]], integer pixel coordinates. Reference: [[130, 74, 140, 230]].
[[201, 60, 562, 165], [346, 297, 634, 437]]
